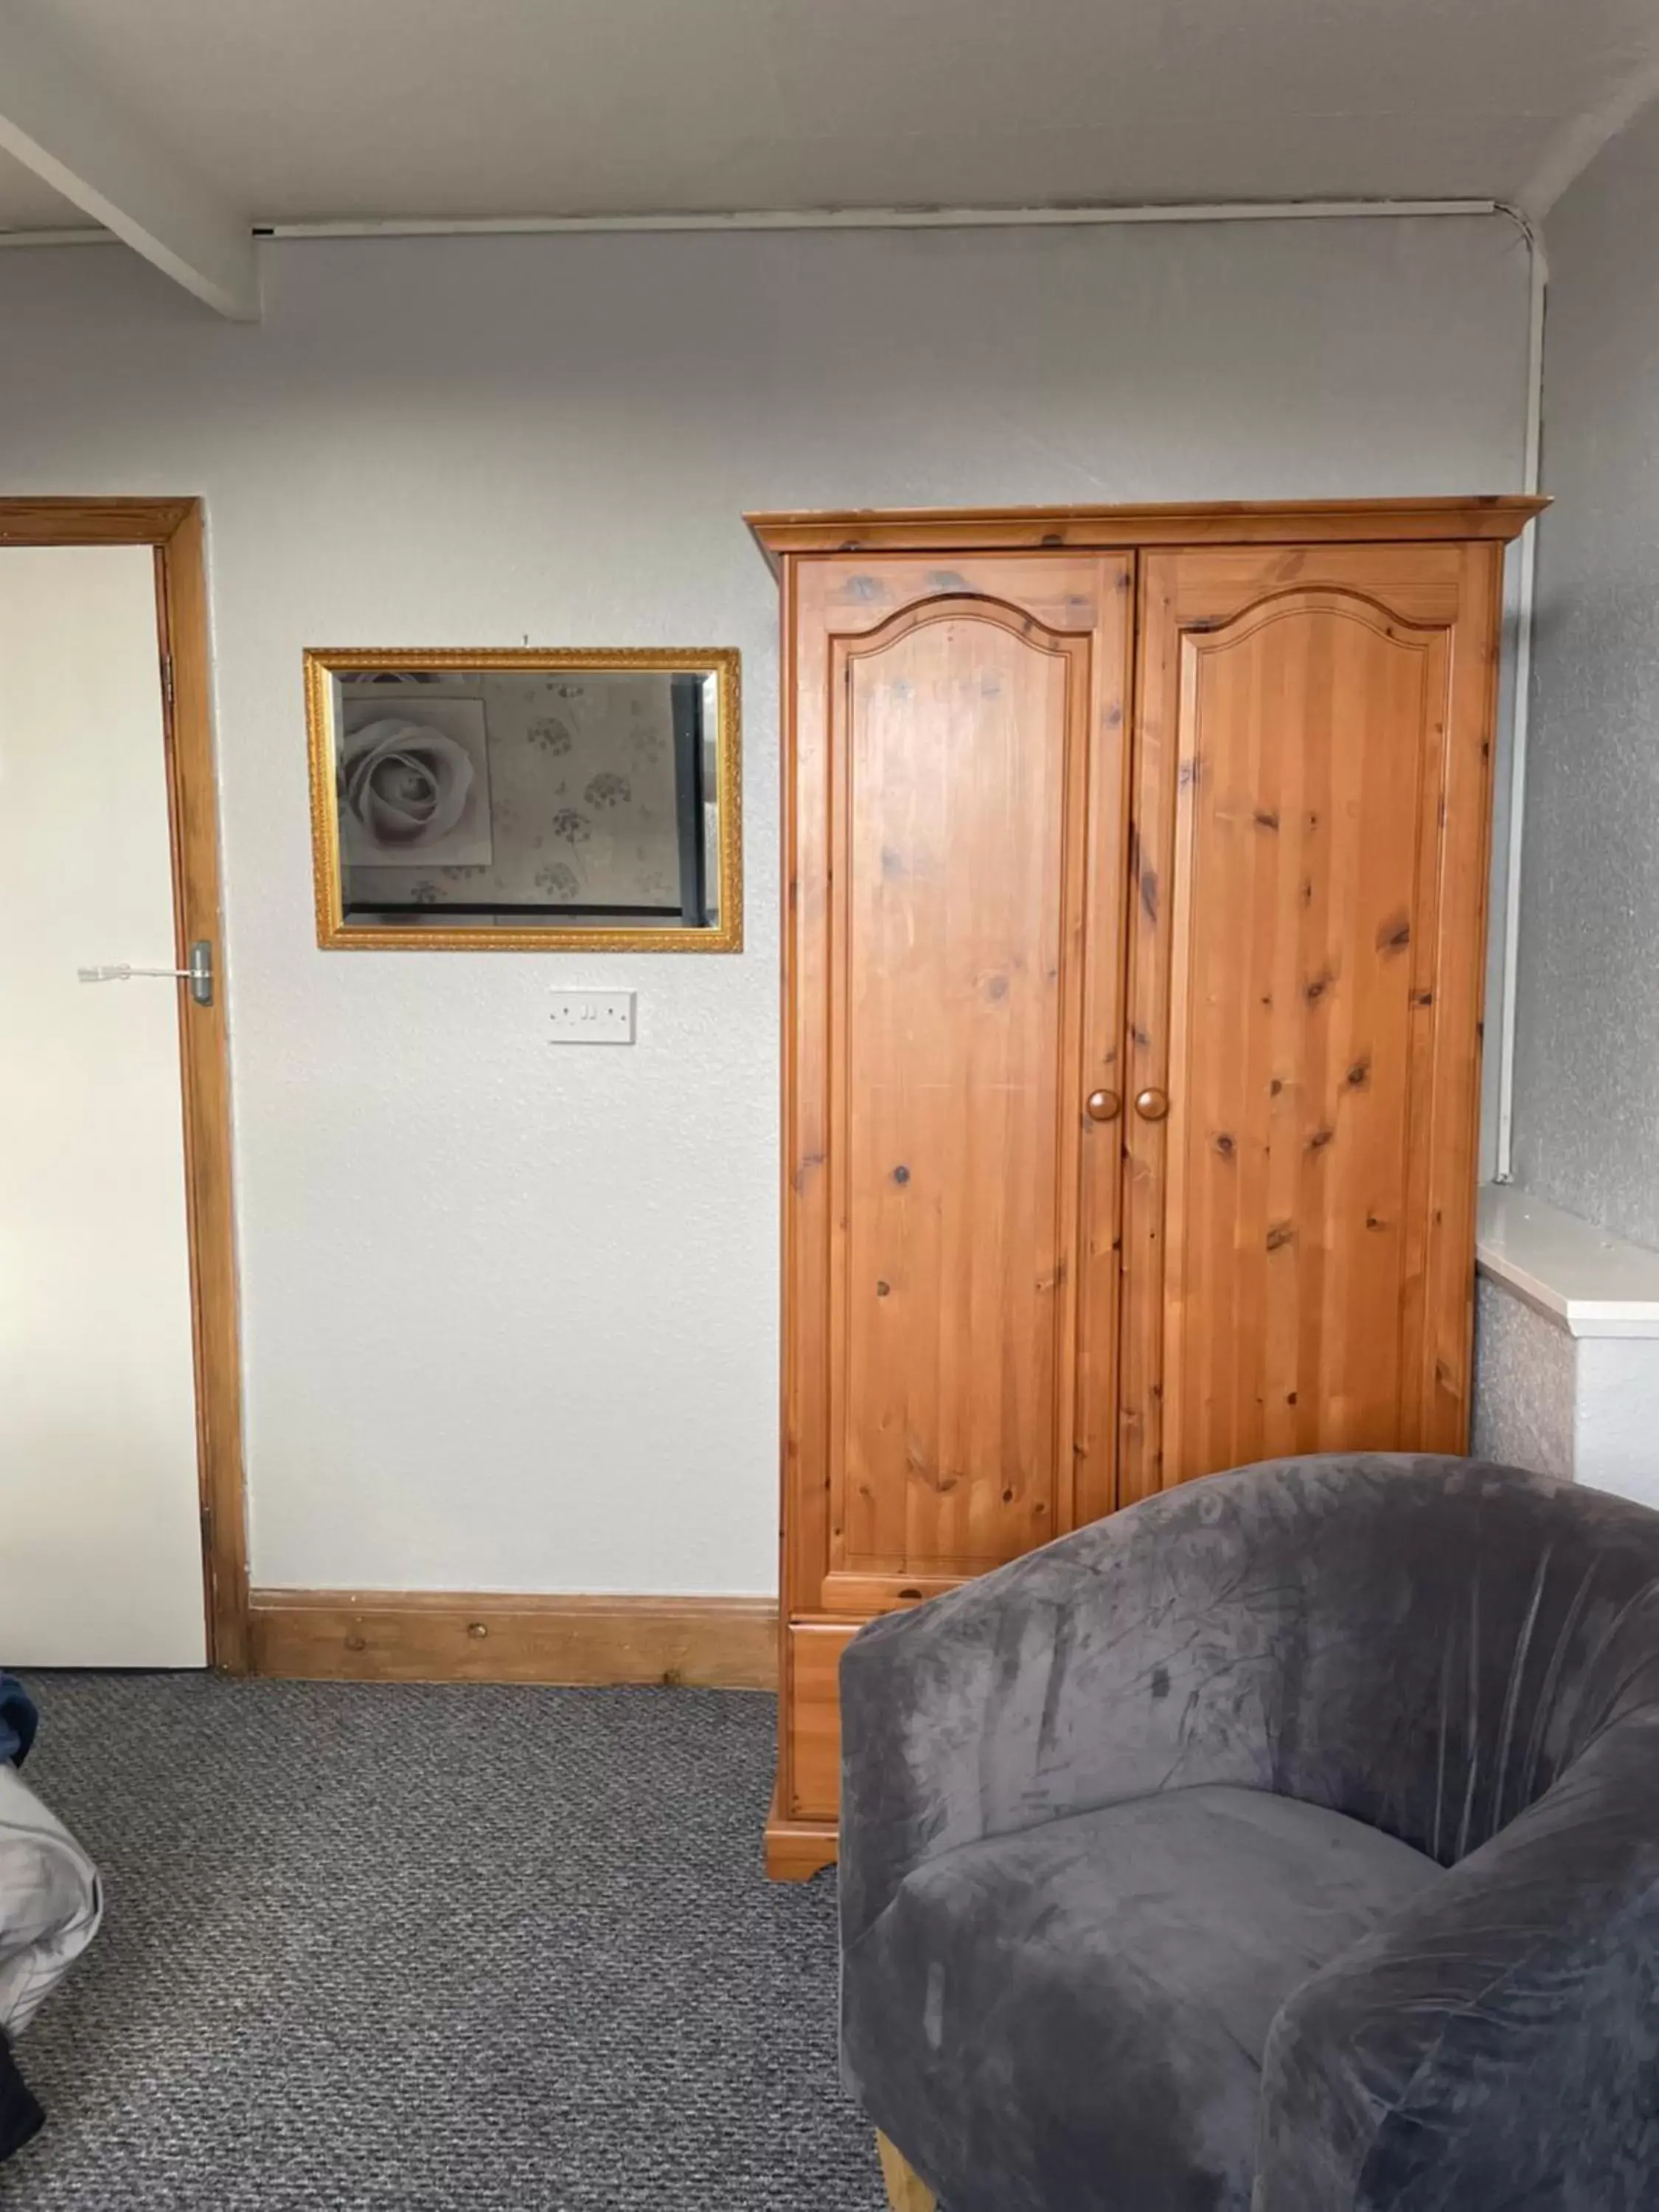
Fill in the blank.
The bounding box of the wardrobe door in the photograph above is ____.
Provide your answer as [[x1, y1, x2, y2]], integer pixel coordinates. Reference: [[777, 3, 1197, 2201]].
[[1121, 542, 1503, 1500], [785, 554, 1133, 1622]]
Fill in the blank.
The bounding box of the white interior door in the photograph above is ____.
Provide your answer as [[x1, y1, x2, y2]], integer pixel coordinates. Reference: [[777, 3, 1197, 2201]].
[[0, 546, 208, 1666]]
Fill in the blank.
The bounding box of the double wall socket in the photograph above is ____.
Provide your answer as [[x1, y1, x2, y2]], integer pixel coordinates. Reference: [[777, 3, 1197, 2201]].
[[547, 989, 636, 1045]]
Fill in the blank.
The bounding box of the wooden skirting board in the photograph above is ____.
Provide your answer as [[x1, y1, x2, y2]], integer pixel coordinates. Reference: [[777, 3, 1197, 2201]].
[[248, 1590, 777, 1690]]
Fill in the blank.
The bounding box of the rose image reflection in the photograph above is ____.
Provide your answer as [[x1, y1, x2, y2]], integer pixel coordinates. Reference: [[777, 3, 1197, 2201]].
[[340, 718, 475, 851]]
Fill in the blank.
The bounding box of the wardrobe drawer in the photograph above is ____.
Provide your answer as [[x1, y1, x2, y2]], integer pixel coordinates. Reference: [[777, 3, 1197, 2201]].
[[787, 1622, 858, 1821]]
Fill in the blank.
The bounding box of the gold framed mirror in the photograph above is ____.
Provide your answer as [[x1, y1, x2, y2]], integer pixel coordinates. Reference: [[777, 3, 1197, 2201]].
[[305, 647, 741, 951]]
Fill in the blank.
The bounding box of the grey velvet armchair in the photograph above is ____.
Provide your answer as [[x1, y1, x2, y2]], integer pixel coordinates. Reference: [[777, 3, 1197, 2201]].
[[839, 1453, 1659, 2212]]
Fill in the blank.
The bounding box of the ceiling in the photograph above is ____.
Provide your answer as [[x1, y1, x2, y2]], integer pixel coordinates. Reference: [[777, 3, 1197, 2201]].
[[3, 0, 1658, 232]]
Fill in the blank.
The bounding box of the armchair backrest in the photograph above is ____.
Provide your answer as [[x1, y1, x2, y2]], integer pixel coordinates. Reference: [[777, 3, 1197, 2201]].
[[843, 1455, 1659, 1905], [1199, 1456, 1659, 1865]]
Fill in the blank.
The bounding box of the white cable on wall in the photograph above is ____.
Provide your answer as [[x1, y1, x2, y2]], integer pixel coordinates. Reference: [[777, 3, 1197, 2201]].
[[1493, 206, 1548, 1183], [240, 199, 1500, 237], [4, 197, 1501, 245]]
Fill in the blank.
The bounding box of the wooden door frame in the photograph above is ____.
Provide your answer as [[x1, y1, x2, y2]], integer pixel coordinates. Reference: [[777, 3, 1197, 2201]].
[[0, 498, 249, 1670]]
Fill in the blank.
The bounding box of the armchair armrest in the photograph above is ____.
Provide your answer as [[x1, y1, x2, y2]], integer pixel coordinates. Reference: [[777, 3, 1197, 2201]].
[[1254, 1713, 1659, 2209]]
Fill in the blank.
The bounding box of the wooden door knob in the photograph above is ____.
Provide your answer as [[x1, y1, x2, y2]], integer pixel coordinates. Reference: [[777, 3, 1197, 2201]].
[[1134, 1087, 1170, 1121], [1085, 1088, 1121, 1122]]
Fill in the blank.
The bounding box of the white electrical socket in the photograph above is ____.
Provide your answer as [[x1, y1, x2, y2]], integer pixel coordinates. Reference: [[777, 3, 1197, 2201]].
[[547, 989, 636, 1045]]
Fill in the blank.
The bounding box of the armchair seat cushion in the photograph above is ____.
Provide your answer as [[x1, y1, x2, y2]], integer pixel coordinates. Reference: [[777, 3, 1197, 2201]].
[[846, 1784, 1441, 2212]]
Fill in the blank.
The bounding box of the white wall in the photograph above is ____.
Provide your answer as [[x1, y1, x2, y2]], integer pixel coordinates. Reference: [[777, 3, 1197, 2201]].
[[0, 218, 1532, 1593], [1513, 101, 1659, 1250]]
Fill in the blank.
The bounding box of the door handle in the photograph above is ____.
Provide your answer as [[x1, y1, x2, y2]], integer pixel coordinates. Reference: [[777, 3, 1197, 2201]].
[[1085, 1088, 1121, 1122], [78, 941, 215, 1007], [1134, 1086, 1170, 1121]]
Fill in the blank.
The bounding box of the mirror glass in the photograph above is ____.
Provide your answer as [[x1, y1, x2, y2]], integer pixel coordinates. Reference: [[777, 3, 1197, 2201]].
[[307, 650, 740, 950]]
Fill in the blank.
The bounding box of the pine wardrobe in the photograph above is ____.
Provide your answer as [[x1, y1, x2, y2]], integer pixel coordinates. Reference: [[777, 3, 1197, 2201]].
[[748, 498, 1541, 1879]]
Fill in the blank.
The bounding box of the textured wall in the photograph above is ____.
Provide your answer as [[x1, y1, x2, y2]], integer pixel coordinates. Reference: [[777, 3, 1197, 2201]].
[[0, 220, 1531, 1592], [1471, 1277, 1576, 1479], [1513, 102, 1659, 1248]]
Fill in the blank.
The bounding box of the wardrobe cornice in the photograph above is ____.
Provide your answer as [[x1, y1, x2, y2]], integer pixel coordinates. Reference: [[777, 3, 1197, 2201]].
[[745, 495, 1545, 568]]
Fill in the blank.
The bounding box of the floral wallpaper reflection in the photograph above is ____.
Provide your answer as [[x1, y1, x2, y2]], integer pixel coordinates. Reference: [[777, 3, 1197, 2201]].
[[338, 670, 686, 920]]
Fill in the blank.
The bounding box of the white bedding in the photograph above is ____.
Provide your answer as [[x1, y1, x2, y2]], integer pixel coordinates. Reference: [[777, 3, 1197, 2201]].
[[0, 1764, 101, 2034]]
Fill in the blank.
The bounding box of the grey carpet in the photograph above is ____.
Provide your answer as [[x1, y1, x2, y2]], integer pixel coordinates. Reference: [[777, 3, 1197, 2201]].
[[0, 1674, 884, 2211]]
